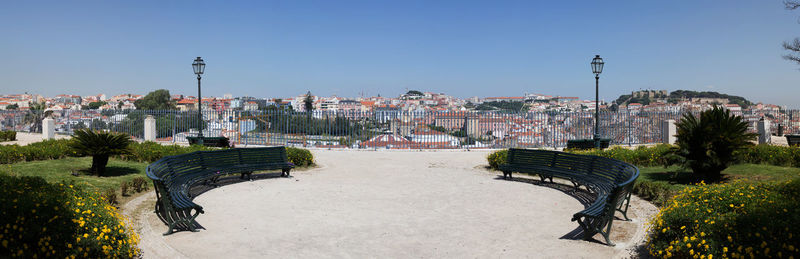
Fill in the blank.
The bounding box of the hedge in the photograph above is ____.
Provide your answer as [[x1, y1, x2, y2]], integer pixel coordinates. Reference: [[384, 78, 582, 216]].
[[0, 174, 140, 258], [0, 131, 16, 141], [2, 139, 314, 168]]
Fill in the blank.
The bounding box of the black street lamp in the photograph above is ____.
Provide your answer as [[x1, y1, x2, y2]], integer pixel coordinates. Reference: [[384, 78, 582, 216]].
[[192, 57, 206, 144], [591, 55, 604, 148]]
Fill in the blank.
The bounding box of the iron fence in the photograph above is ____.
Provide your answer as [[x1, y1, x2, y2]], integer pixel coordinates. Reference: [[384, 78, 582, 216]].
[[0, 108, 796, 149]]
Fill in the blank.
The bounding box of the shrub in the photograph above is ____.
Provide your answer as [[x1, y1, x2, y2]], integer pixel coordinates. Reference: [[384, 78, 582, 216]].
[[572, 144, 673, 167], [646, 180, 800, 258], [632, 181, 675, 207], [286, 147, 314, 166], [120, 181, 130, 196], [69, 130, 132, 176], [0, 131, 16, 141], [119, 141, 213, 163], [0, 139, 76, 164], [670, 107, 757, 181], [487, 149, 508, 169], [0, 174, 139, 258], [739, 144, 800, 167], [101, 188, 118, 206], [131, 177, 148, 192]]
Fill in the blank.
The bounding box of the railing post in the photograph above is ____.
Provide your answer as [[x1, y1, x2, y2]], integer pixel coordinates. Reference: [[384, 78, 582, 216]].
[[661, 119, 676, 145], [42, 117, 55, 140], [144, 115, 156, 142], [758, 118, 771, 145]]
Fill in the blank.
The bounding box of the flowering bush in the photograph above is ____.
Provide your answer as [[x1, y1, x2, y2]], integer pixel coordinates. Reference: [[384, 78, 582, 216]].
[[286, 147, 314, 166], [647, 180, 800, 258], [487, 149, 508, 170], [0, 174, 140, 258]]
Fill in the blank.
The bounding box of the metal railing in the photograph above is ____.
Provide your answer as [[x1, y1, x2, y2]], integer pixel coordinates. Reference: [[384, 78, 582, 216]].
[[0, 108, 795, 149]]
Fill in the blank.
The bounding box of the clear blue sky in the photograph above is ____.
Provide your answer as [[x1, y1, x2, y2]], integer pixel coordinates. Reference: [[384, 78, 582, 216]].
[[2, 1, 799, 107]]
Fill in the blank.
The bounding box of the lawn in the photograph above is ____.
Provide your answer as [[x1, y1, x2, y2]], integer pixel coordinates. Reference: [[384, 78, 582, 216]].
[[638, 163, 800, 190], [0, 157, 151, 194]]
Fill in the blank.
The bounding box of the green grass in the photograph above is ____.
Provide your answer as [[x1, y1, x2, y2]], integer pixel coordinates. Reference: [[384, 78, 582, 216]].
[[638, 163, 800, 190], [0, 157, 150, 193]]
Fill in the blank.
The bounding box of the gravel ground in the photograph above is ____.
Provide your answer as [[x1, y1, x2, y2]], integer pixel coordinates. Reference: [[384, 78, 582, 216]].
[[136, 149, 657, 258]]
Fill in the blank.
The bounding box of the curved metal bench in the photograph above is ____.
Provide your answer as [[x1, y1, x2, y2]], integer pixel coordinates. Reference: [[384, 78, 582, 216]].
[[147, 147, 294, 235], [498, 148, 639, 246]]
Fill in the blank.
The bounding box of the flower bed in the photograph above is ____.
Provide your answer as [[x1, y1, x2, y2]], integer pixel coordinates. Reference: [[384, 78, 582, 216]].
[[0, 174, 140, 258], [646, 180, 800, 258]]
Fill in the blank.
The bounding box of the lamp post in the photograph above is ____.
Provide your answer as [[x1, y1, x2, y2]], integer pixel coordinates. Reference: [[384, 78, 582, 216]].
[[591, 55, 604, 148], [192, 57, 206, 145]]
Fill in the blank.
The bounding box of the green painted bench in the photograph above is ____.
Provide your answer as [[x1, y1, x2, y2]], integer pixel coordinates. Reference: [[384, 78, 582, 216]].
[[498, 148, 639, 246], [146, 146, 294, 235]]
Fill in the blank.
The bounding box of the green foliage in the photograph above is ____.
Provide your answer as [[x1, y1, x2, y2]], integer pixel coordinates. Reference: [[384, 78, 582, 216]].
[[0, 131, 16, 141], [668, 90, 752, 108], [0, 139, 76, 164], [304, 91, 314, 112], [120, 181, 130, 196], [738, 144, 800, 167], [102, 188, 118, 205], [571, 144, 673, 167], [646, 180, 800, 258], [86, 101, 107, 110], [286, 147, 314, 166], [475, 101, 526, 112], [248, 111, 362, 136], [70, 130, 133, 176], [134, 89, 176, 110], [0, 174, 140, 258], [119, 141, 213, 163], [5, 104, 18, 110], [131, 177, 148, 193], [406, 90, 424, 96], [670, 107, 757, 181], [632, 180, 675, 207], [487, 149, 508, 169]]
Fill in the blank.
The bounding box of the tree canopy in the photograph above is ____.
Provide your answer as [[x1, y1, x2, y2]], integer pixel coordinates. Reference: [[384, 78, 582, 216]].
[[406, 90, 424, 96], [784, 1, 800, 65], [134, 89, 176, 110]]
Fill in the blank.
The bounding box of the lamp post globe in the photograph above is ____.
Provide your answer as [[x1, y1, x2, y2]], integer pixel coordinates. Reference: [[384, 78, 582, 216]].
[[192, 57, 206, 144], [591, 55, 604, 148]]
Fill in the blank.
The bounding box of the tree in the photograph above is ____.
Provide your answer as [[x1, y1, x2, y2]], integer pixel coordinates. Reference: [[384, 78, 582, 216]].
[[69, 129, 132, 176], [87, 101, 107, 110], [304, 91, 314, 112], [406, 90, 424, 96], [22, 102, 50, 133], [134, 89, 176, 110], [5, 104, 18, 110], [668, 106, 757, 181], [785, 1, 800, 65]]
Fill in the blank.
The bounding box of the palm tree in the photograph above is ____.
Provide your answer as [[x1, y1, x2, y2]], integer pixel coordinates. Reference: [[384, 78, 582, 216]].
[[671, 106, 757, 181], [22, 102, 49, 132], [69, 129, 132, 176]]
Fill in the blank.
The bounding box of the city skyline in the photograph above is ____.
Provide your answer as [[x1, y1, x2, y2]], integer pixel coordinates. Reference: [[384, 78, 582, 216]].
[[2, 1, 800, 108]]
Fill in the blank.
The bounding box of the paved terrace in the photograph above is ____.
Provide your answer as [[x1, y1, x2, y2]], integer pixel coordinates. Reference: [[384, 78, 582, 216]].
[[132, 150, 657, 258]]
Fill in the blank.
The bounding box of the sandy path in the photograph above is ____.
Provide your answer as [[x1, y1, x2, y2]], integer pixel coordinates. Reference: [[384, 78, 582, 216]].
[[139, 150, 656, 258]]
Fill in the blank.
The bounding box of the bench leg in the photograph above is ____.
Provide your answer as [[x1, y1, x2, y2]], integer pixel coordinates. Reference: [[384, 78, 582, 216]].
[[282, 168, 291, 177], [616, 193, 633, 221], [501, 171, 511, 179], [570, 181, 582, 193], [240, 172, 253, 181]]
